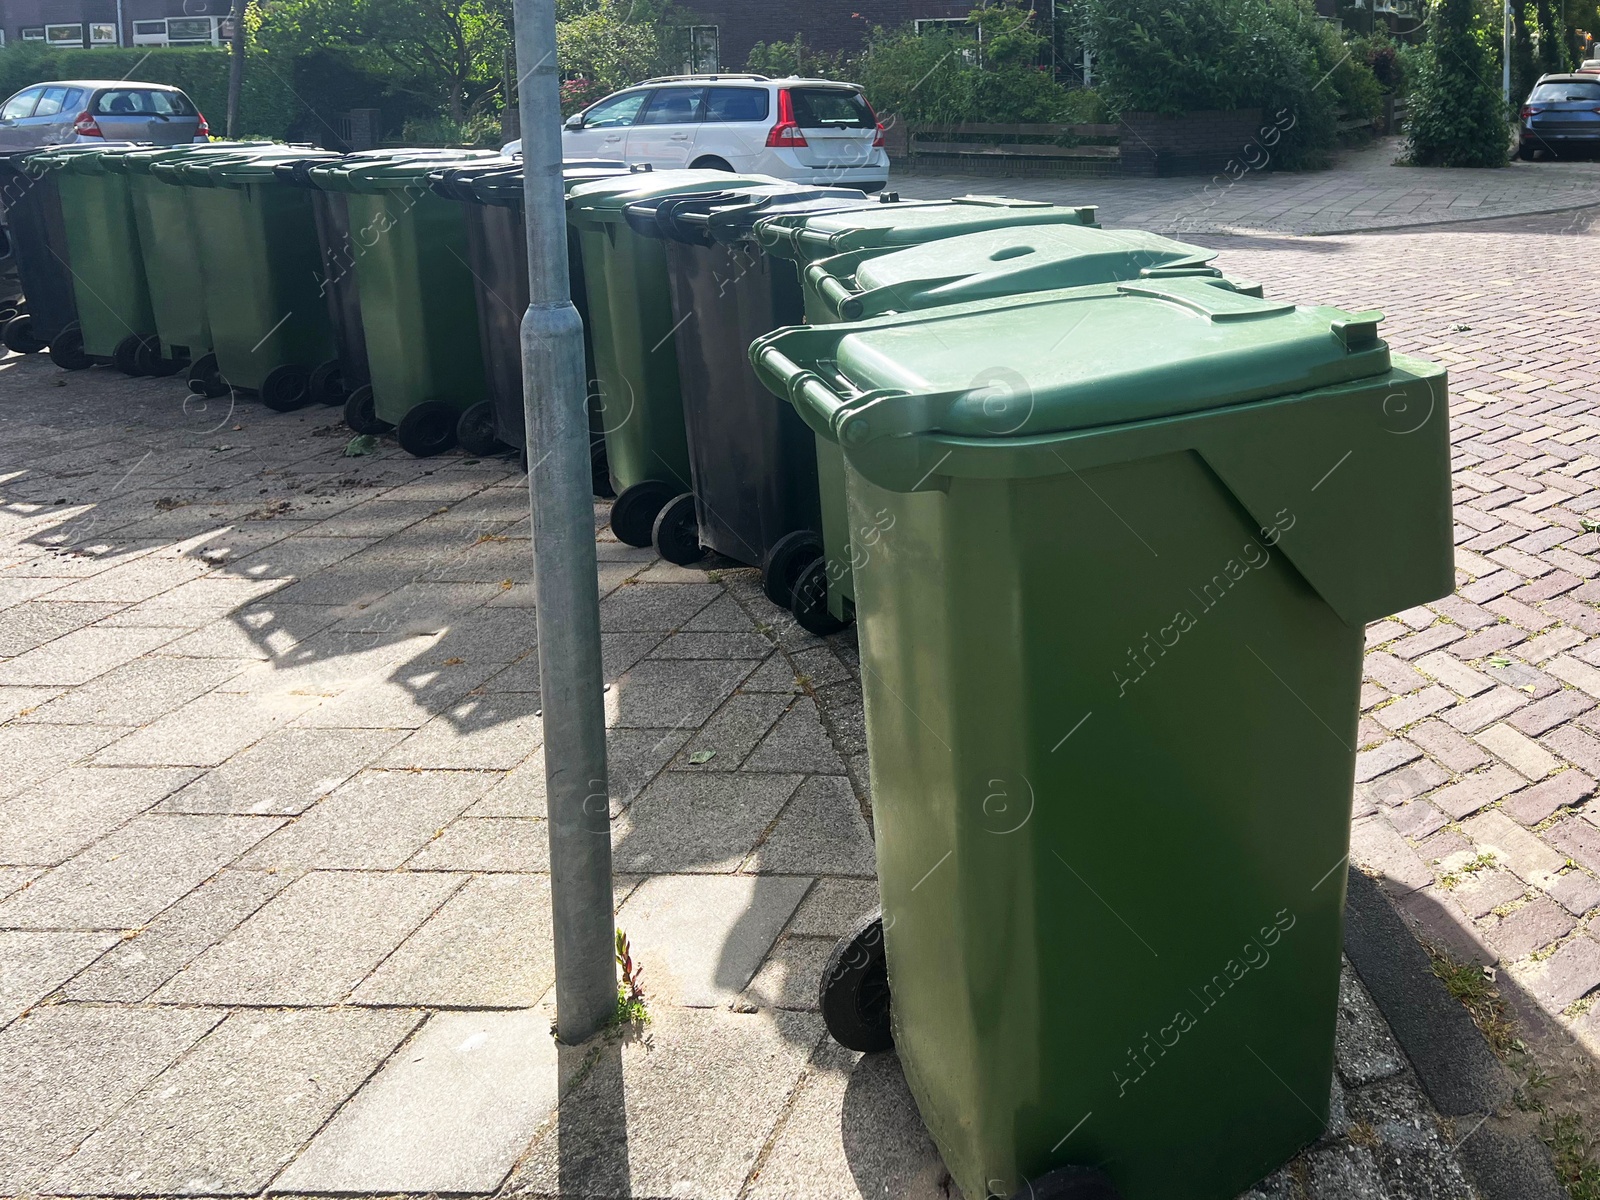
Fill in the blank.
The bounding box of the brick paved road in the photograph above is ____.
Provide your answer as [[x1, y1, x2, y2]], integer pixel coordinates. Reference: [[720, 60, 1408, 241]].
[[2, 201, 1598, 1198]]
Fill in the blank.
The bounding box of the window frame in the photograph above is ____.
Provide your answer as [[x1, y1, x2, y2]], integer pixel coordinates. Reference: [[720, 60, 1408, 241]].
[[577, 88, 651, 130], [636, 86, 707, 127]]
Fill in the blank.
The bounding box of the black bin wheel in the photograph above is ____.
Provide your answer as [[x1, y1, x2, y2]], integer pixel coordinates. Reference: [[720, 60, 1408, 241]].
[[591, 437, 615, 499], [308, 359, 347, 406], [762, 530, 823, 608], [397, 400, 458, 458], [48, 324, 91, 372], [343, 384, 393, 435], [187, 351, 226, 396], [455, 400, 504, 456], [652, 492, 704, 566], [113, 334, 149, 376], [820, 910, 893, 1053], [790, 556, 848, 637], [609, 479, 677, 548], [260, 363, 311, 412], [1008, 1166, 1122, 1200], [2, 313, 45, 355], [135, 337, 185, 377]]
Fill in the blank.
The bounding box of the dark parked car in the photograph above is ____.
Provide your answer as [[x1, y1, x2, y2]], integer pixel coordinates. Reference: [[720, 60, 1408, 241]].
[[0, 81, 209, 150], [1519, 74, 1600, 160]]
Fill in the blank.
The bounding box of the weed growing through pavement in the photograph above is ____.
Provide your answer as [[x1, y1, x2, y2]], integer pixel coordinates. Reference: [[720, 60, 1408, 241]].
[[1545, 1112, 1600, 1200], [1436, 851, 1497, 889], [613, 928, 649, 1028], [1423, 943, 1520, 1056]]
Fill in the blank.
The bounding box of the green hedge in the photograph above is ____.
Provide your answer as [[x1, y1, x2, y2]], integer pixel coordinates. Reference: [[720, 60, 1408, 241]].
[[0, 44, 296, 138]]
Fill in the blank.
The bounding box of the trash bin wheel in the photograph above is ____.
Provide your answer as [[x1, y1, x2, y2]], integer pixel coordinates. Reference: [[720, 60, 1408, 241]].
[[48, 324, 91, 372], [591, 438, 615, 499], [113, 334, 149, 376], [1008, 1166, 1122, 1200], [762, 531, 824, 608], [610, 480, 677, 548], [134, 338, 185, 378], [652, 492, 704, 566], [260, 364, 312, 412], [790, 557, 848, 637], [343, 385, 393, 435], [820, 910, 893, 1053], [308, 359, 348, 406], [2, 313, 45, 355], [187, 352, 227, 398], [456, 401, 504, 456], [397, 400, 458, 458]]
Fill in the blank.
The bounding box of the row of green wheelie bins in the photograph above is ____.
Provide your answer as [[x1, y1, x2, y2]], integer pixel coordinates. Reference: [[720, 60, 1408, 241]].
[[0, 144, 1457, 1200], [536, 170, 1454, 1200]]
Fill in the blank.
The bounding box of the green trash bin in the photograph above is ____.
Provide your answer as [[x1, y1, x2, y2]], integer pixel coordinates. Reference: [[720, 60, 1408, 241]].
[[306, 150, 500, 456], [751, 275, 1453, 1200], [565, 167, 793, 546], [103, 142, 270, 379], [27, 144, 157, 375], [162, 147, 342, 407]]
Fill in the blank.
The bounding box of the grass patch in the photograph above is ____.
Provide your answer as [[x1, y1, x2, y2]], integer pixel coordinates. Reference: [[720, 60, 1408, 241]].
[[1545, 1111, 1600, 1200], [1424, 945, 1521, 1057]]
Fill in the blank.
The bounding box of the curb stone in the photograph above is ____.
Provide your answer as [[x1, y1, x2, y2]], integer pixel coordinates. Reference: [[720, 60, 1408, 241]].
[[1342, 867, 1567, 1200]]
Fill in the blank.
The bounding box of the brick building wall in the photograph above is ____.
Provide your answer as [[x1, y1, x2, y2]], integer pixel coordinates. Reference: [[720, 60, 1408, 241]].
[[1, 0, 230, 49]]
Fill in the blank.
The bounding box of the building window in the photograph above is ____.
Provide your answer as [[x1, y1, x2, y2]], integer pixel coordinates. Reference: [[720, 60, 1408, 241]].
[[89, 23, 118, 46], [131, 19, 168, 44], [20, 27, 45, 40], [44, 23, 86, 46], [686, 25, 719, 73], [166, 16, 220, 44]]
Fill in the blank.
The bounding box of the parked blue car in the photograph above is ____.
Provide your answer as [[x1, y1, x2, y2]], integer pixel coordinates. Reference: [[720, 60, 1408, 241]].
[[1519, 74, 1600, 160]]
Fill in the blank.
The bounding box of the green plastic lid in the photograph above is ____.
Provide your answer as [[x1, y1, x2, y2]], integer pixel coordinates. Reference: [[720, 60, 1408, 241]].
[[315, 149, 503, 192], [566, 169, 788, 223], [19, 144, 123, 176], [97, 141, 271, 174], [756, 195, 1100, 259], [752, 275, 1389, 445], [812, 225, 1219, 320], [210, 150, 342, 187]]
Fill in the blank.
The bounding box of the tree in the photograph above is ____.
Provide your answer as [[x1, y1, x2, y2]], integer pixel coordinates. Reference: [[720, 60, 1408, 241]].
[[1405, 0, 1510, 167], [553, 0, 679, 115]]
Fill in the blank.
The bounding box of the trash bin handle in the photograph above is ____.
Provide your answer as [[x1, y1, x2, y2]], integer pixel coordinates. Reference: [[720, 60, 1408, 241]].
[[752, 345, 849, 438], [807, 270, 864, 321]]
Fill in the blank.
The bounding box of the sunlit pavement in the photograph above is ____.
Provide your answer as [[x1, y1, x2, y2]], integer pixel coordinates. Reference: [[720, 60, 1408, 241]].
[[0, 165, 1597, 1197]]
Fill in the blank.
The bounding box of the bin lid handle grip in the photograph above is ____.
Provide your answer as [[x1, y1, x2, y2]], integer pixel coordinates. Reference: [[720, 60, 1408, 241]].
[[1331, 312, 1385, 351]]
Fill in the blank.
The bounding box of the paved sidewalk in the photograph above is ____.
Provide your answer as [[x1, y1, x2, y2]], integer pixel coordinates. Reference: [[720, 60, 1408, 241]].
[[4, 185, 1600, 1197], [905, 136, 1600, 236]]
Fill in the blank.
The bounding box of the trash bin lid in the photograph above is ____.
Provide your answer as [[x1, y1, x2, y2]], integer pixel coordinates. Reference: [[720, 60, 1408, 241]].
[[751, 276, 1390, 446], [622, 184, 873, 245], [426, 161, 521, 203], [468, 161, 633, 209], [566, 169, 790, 225], [108, 142, 272, 175], [811, 225, 1220, 320], [322, 150, 505, 192], [754, 195, 1100, 258], [19, 144, 131, 176], [210, 150, 342, 187]]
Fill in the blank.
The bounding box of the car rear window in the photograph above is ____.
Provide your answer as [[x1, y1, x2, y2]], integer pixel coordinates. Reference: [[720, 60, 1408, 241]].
[[788, 88, 874, 129], [1529, 80, 1600, 102], [705, 87, 769, 123], [92, 89, 196, 116]]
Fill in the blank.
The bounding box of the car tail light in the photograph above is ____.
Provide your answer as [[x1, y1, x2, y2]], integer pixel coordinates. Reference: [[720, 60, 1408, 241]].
[[872, 122, 886, 148], [72, 111, 102, 137], [195, 111, 209, 138], [1520, 105, 1543, 119], [766, 90, 808, 148]]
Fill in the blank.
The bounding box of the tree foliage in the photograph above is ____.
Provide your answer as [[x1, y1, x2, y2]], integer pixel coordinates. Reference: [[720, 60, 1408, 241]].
[[1405, 0, 1510, 166], [554, 0, 680, 115]]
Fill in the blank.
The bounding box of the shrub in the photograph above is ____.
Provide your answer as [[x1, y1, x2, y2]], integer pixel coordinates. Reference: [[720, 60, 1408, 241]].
[[1406, 0, 1510, 166], [1081, 0, 1347, 169], [743, 35, 855, 81]]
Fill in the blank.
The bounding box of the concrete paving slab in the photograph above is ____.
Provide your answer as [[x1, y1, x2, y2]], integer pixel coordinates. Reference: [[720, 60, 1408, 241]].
[[15, 656, 248, 728], [616, 873, 811, 1007], [0, 766, 199, 865], [510, 1008, 821, 1200], [0, 930, 117, 1026], [752, 775, 877, 878], [408, 817, 550, 872], [159, 727, 407, 816], [0, 626, 181, 687], [351, 873, 554, 1007], [273, 1008, 559, 1195], [468, 727, 692, 820], [0, 814, 281, 930], [0, 1004, 224, 1192], [606, 658, 754, 729], [743, 1042, 948, 1200], [744, 697, 848, 775], [0, 723, 129, 803], [93, 691, 320, 768], [375, 696, 544, 770], [238, 768, 493, 870], [613, 772, 804, 874], [43, 1007, 420, 1197], [154, 870, 463, 1005]]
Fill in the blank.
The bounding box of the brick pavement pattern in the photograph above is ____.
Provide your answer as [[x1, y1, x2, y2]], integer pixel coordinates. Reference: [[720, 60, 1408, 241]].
[[2, 192, 1598, 1196]]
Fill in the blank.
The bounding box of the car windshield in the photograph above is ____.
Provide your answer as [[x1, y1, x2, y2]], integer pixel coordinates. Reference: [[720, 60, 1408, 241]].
[[788, 88, 874, 129], [1529, 81, 1600, 102], [92, 89, 195, 116]]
